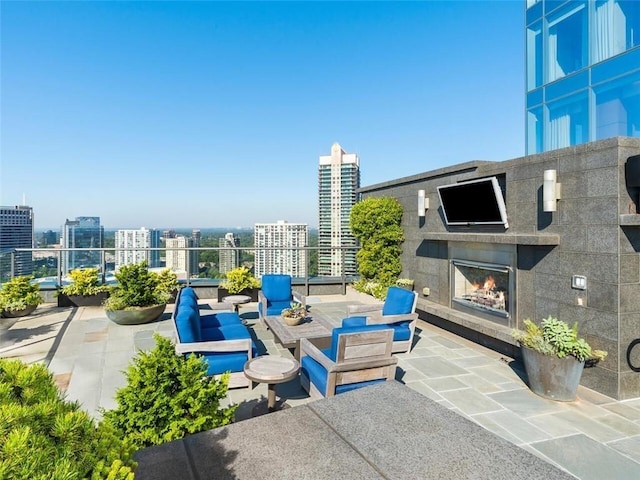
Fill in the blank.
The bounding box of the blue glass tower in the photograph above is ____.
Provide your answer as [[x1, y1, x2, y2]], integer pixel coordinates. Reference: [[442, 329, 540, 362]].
[[526, 0, 640, 154], [62, 216, 103, 274]]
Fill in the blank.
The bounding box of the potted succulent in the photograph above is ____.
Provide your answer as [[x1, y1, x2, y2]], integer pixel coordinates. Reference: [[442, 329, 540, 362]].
[[218, 266, 260, 302], [103, 262, 177, 325], [0, 276, 43, 331], [512, 316, 607, 401], [57, 268, 110, 307], [280, 301, 307, 326]]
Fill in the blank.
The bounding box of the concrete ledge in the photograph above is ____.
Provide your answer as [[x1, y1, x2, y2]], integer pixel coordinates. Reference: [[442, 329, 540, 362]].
[[423, 232, 560, 245], [135, 381, 574, 479]]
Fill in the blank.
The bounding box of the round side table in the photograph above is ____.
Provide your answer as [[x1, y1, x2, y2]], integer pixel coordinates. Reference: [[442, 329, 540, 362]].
[[222, 294, 251, 313], [243, 356, 300, 415]]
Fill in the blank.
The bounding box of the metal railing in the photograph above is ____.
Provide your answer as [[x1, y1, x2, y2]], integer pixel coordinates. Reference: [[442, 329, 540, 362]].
[[1, 246, 360, 292]]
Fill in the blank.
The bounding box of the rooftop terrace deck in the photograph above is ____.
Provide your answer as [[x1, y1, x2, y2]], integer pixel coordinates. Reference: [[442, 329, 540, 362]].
[[2, 288, 640, 479]]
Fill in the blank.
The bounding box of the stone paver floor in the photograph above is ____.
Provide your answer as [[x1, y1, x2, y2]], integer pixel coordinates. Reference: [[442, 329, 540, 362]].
[[1, 289, 640, 480]]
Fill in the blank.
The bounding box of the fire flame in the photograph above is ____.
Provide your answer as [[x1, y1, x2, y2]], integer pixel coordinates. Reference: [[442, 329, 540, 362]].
[[472, 275, 496, 292]]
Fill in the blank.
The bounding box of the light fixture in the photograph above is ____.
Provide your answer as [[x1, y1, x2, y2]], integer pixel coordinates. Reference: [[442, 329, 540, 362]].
[[543, 169, 562, 212], [418, 189, 428, 217]]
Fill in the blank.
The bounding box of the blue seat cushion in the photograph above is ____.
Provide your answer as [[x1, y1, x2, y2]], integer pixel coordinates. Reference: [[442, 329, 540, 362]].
[[258, 300, 294, 317], [201, 324, 252, 342], [175, 305, 201, 343], [200, 352, 249, 376], [301, 353, 387, 396], [200, 312, 243, 328], [382, 286, 415, 316], [261, 275, 293, 303]]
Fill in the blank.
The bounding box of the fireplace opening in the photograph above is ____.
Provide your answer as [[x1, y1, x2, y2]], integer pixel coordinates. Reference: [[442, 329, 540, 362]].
[[451, 259, 512, 324]]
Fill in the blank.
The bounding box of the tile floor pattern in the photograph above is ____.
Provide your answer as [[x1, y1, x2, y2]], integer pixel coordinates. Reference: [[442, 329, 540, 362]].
[[1, 291, 640, 480]]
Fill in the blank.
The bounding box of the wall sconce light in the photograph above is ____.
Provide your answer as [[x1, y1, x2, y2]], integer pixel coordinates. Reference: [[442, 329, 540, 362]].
[[543, 169, 562, 212], [418, 189, 428, 217]]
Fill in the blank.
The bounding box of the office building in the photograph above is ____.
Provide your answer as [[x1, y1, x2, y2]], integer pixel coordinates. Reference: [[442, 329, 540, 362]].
[[0, 205, 34, 280], [61, 217, 103, 274], [165, 235, 198, 276], [41, 230, 58, 247], [219, 232, 241, 274], [318, 143, 360, 277], [254, 221, 308, 278], [526, 0, 640, 154], [115, 228, 161, 269], [190, 229, 201, 275]]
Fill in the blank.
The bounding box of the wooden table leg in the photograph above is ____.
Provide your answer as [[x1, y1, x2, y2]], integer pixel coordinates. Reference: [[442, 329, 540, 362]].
[[267, 383, 277, 412]]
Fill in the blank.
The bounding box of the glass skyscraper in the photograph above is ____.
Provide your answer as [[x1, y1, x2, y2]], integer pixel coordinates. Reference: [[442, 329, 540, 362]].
[[318, 143, 360, 277], [62, 216, 103, 274], [526, 0, 640, 154], [0, 205, 34, 281]]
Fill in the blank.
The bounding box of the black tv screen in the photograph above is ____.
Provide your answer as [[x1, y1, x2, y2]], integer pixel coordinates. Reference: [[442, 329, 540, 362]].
[[437, 177, 509, 228]]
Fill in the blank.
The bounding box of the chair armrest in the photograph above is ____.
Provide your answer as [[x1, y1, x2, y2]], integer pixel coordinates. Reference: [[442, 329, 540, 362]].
[[293, 290, 306, 307], [347, 303, 384, 315], [331, 356, 398, 373], [174, 338, 251, 355], [366, 312, 419, 325], [300, 337, 335, 371]]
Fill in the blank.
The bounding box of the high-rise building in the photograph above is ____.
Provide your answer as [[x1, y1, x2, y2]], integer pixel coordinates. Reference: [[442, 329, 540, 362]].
[[41, 230, 58, 247], [0, 205, 34, 280], [526, 0, 640, 154], [115, 228, 161, 269], [254, 221, 308, 278], [61, 216, 103, 274], [318, 143, 360, 277], [219, 232, 240, 274], [165, 236, 188, 274], [190, 229, 201, 275]]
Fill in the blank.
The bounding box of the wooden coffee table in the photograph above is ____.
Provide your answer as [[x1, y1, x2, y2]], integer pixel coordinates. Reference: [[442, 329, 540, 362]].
[[244, 356, 300, 415], [263, 311, 334, 360]]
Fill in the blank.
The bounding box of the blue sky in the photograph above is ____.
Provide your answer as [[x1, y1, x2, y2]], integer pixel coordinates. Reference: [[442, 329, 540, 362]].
[[1, 0, 525, 229]]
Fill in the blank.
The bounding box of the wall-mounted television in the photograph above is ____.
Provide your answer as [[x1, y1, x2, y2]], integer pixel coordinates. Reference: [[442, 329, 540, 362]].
[[437, 176, 509, 229]]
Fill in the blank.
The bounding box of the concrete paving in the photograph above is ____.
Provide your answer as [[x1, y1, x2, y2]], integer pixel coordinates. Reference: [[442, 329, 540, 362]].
[[2, 288, 640, 479]]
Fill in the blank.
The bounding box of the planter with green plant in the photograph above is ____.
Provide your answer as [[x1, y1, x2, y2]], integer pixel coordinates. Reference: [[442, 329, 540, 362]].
[[281, 301, 307, 326], [101, 334, 236, 449], [0, 276, 43, 327], [218, 266, 260, 301], [0, 358, 136, 479], [57, 267, 110, 307], [103, 262, 177, 325], [512, 316, 607, 401]]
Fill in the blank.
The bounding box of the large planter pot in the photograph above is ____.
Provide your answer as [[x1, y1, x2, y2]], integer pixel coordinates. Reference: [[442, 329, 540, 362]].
[[217, 287, 258, 302], [520, 345, 585, 401], [106, 304, 167, 325], [58, 292, 110, 307], [1, 304, 37, 319]]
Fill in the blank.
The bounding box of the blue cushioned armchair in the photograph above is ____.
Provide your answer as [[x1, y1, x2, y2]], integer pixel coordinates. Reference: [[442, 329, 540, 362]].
[[258, 274, 306, 324], [345, 286, 418, 353], [300, 324, 397, 399]]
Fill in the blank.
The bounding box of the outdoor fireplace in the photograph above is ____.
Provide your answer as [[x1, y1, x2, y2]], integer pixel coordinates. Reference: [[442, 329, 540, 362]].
[[451, 259, 512, 326]]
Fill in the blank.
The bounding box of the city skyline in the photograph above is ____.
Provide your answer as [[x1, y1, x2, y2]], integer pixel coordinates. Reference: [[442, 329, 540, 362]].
[[1, 1, 525, 229]]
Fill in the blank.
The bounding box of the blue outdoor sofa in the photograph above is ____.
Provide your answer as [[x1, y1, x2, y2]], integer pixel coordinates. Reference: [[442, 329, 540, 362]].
[[171, 287, 257, 388]]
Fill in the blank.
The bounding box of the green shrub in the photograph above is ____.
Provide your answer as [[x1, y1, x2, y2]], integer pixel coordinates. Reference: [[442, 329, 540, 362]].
[[220, 266, 260, 294], [60, 268, 109, 296], [103, 262, 170, 310], [351, 278, 388, 300], [0, 276, 43, 312], [102, 334, 237, 450], [0, 359, 135, 480]]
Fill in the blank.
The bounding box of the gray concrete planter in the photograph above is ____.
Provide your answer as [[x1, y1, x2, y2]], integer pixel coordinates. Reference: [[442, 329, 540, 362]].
[[1, 304, 37, 320], [520, 345, 585, 401], [105, 304, 166, 325], [58, 292, 110, 307]]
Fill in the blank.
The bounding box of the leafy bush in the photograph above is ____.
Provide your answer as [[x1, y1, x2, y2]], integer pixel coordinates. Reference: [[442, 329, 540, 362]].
[[101, 334, 237, 449], [512, 316, 607, 363], [103, 262, 171, 310], [0, 276, 43, 312], [220, 266, 260, 294], [60, 268, 109, 296], [156, 268, 180, 298], [350, 197, 404, 287], [0, 359, 135, 480]]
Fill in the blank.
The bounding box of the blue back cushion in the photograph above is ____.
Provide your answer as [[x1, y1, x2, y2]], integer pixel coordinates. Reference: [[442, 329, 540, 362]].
[[175, 306, 201, 343], [180, 287, 197, 299], [261, 274, 292, 303], [382, 287, 415, 316]]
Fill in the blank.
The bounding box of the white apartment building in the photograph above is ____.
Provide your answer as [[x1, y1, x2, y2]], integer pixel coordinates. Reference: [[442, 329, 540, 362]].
[[115, 228, 160, 269], [254, 221, 308, 278], [318, 143, 360, 277], [165, 236, 188, 275]]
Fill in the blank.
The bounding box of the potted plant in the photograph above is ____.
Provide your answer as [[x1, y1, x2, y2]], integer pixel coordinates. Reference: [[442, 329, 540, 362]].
[[218, 266, 260, 302], [280, 301, 307, 326], [156, 267, 181, 303], [103, 262, 175, 325], [57, 268, 110, 307], [0, 276, 43, 327], [512, 316, 607, 401]]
